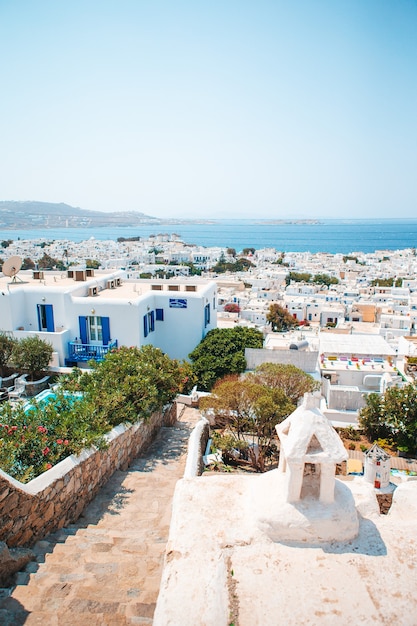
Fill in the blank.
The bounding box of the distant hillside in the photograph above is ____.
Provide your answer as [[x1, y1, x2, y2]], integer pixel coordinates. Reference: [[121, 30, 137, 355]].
[[0, 201, 160, 229]]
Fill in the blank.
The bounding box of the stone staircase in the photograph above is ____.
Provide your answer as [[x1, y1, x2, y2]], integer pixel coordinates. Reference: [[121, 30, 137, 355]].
[[0, 407, 200, 626]]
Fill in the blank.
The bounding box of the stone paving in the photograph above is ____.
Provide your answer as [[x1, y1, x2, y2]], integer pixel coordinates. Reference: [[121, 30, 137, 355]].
[[0, 406, 200, 626]]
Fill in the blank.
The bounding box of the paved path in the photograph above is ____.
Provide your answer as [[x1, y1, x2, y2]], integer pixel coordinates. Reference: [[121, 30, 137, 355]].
[[0, 406, 200, 626]]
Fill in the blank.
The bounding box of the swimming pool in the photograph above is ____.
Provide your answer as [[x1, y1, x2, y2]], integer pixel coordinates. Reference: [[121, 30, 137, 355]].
[[23, 388, 83, 412]]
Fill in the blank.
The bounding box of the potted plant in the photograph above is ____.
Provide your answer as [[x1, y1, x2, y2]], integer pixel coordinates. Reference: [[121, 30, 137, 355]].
[[10, 336, 53, 395]]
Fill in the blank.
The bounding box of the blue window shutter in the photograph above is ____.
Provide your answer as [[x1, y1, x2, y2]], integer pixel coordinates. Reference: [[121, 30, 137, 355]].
[[149, 310, 155, 332], [79, 316, 88, 344], [102, 317, 110, 345], [156, 308, 164, 321], [37, 304, 42, 331], [45, 305, 55, 332], [143, 314, 148, 337]]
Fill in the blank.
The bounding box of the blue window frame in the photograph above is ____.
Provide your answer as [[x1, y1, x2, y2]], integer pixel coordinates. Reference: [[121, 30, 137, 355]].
[[156, 308, 164, 321], [143, 314, 148, 337], [148, 310, 155, 332], [37, 304, 55, 332], [79, 315, 110, 344]]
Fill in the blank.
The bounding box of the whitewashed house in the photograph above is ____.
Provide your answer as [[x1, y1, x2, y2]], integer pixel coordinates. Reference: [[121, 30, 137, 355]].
[[0, 269, 217, 365]]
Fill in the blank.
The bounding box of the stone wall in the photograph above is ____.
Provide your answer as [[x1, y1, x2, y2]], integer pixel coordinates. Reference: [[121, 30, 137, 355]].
[[0, 408, 170, 548]]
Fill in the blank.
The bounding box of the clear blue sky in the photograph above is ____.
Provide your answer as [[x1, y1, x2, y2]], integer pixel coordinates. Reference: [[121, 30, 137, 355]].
[[1, 0, 416, 219]]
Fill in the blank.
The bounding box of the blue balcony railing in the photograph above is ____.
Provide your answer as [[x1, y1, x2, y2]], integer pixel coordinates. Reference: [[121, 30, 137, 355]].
[[66, 339, 118, 364]]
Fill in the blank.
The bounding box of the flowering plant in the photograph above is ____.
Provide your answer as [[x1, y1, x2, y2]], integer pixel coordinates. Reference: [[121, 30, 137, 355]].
[[0, 345, 190, 482]]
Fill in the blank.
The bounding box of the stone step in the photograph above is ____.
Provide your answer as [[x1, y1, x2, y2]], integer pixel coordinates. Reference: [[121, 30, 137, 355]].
[[1, 408, 201, 625]]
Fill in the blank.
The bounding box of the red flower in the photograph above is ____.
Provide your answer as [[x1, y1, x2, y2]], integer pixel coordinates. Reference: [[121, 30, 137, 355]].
[[45, 463, 52, 470], [38, 426, 47, 434], [63, 439, 69, 445], [42, 447, 50, 456], [56, 439, 63, 445]]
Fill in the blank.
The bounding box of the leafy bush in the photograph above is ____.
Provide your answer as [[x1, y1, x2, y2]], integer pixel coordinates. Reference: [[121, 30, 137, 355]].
[[359, 385, 417, 454], [211, 432, 248, 465], [0, 345, 189, 482], [189, 327, 263, 391], [62, 345, 193, 425], [337, 425, 361, 441]]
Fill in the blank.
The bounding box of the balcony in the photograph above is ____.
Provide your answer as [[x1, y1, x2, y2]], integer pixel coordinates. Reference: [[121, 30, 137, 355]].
[[66, 340, 118, 365]]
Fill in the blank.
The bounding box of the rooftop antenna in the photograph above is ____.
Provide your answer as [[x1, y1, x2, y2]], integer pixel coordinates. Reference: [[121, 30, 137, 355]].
[[2, 256, 24, 283]]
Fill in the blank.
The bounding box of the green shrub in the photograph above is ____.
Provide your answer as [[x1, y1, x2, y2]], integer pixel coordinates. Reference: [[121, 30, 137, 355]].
[[0, 346, 189, 482]]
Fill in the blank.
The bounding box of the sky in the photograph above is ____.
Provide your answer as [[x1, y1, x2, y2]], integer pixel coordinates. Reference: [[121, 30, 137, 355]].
[[1, 0, 416, 220]]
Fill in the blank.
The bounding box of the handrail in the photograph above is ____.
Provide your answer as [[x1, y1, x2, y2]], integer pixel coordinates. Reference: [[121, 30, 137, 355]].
[[67, 339, 118, 362]]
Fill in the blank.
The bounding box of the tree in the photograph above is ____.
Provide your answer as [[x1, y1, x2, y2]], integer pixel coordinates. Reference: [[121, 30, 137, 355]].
[[273, 253, 289, 266], [181, 261, 202, 276], [266, 303, 298, 332], [359, 384, 417, 454], [200, 377, 294, 471], [371, 278, 394, 287], [224, 303, 240, 313], [85, 259, 101, 269], [38, 253, 65, 270], [226, 248, 236, 257], [11, 336, 53, 380], [189, 326, 264, 391], [248, 363, 320, 405], [242, 247, 255, 255], [0, 333, 17, 376], [22, 257, 35, 270], [286, 271, 312, 284], [312, 273, 339, 286]]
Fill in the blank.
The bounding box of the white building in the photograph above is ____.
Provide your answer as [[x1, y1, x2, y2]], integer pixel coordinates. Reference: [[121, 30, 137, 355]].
[[0, 269, 217, 365]]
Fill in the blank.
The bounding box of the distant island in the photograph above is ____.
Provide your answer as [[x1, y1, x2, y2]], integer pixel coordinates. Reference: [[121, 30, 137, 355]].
[[254, 219, 321, 225], [0, 201, 323, 230], [0, 201, 215, 230]]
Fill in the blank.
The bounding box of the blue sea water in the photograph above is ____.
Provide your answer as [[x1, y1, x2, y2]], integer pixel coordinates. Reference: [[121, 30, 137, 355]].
[[2, 219, 417, 254]]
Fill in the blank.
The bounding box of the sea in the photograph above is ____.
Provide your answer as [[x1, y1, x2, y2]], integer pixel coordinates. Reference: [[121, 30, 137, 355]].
[[2, 219, 417, 255]]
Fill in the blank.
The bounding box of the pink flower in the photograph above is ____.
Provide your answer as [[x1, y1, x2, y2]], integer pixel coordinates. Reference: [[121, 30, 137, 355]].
[[38, 426, 47, 434], [56, 439, 63, 445], [63, 440, 69, 446]]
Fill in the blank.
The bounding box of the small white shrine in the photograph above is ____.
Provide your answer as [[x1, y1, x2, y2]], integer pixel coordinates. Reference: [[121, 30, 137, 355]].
[[250, 393, 359, 543], [276, 393, 348, 503], [364, 443, 391, 489]]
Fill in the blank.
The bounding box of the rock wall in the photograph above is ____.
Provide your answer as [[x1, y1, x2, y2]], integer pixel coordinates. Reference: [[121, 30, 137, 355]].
[[0, 409, 169, 548]]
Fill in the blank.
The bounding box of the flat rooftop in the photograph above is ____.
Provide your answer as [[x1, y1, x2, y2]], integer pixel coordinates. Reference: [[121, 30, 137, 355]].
[[0, 271, 212, 300], [319, 332, 396, 356]]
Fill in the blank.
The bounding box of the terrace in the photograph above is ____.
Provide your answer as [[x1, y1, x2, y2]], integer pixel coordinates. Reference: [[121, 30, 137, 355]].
[[320, 355, 403, 413], [65, 339, 118, 365]]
